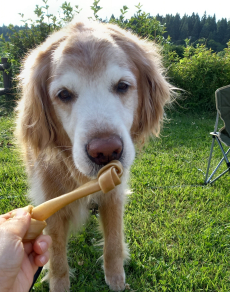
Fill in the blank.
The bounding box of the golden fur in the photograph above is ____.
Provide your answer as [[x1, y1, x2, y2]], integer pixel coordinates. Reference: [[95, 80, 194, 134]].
[[16, 20, 173, 291]]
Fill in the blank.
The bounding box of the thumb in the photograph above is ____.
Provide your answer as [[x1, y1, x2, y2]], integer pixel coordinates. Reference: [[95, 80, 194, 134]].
[[0, 209, 31, 239]]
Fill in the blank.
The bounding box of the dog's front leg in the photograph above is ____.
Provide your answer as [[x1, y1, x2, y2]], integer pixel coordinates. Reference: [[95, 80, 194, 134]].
[[99, 190, 127, 291], [45, 213, 70, 292]]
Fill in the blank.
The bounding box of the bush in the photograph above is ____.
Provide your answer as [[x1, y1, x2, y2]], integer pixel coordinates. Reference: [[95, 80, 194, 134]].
[[0, 0, 83, 78], [168, 40, 230, 111], [109, 3, 167, 43]]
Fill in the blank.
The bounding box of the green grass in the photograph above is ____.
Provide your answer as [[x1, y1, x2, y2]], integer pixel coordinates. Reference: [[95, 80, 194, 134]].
[[0, 111, 230, 292], [0, 114, 29, 212]]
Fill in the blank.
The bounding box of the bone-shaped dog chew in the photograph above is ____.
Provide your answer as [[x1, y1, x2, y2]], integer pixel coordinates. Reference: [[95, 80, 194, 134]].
[[10, 160, 123, 242]]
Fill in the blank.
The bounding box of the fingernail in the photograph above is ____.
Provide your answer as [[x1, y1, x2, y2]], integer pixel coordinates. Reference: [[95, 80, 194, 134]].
[[39, 255, 46, 265], [14, 208, 28, 218], [39, 241, 47, 252]]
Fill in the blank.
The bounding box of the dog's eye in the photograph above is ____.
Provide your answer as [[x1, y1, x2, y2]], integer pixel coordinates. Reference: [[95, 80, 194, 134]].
[[116, 82, 129, 94], [57, 89, 73, 102]]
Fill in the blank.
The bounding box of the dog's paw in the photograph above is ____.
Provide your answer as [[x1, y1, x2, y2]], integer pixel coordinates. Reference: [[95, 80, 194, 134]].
[[105, 270, 126, 291]]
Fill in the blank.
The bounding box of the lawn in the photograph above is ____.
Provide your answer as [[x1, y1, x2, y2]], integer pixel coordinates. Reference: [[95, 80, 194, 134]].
[[0, 111, 229, 292]]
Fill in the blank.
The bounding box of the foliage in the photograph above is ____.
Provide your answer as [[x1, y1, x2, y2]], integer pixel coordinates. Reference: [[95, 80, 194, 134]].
[[0, 0, 82, 77], [156, 12, 230, 52], [1, 112, 230, 291], [0, 25, 25, 42], [109, 4, 168, 43], [0, 44, 3, 86], [90, 0, 102, 20], [168, 40, 230, 112]]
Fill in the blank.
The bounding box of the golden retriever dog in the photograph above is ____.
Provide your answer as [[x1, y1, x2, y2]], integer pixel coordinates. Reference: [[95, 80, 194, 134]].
[[16, 20, 172, 291]]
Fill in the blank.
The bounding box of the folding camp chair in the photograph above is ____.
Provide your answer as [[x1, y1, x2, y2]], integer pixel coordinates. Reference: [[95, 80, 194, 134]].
[[204, 85, 230, 184]]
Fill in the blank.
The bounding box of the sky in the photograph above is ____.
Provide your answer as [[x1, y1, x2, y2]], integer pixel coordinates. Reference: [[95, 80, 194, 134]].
[[0, 0, 229, 26]]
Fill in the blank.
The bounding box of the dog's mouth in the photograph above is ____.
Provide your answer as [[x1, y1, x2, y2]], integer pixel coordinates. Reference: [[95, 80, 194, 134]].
[[87, 155, 125, 178]]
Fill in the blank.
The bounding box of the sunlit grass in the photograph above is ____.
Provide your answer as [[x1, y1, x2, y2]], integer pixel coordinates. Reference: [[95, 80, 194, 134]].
[[0, 111, 229, 291]]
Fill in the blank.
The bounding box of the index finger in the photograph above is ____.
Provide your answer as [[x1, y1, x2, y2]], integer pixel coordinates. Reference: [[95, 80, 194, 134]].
[[0, 211, 14, 224]]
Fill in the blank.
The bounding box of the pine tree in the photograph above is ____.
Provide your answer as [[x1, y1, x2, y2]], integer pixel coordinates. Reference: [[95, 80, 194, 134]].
[[225, 21, 230, 44], [191, 14, 201, 40], [180, 15, 189, 40], [173, 13, 181, 41], [216, 18, 228, 43]]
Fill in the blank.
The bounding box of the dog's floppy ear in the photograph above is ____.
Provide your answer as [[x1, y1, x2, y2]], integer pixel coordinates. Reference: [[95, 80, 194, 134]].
[[108, 26, 172, 142], [16, 42, 57, 158]]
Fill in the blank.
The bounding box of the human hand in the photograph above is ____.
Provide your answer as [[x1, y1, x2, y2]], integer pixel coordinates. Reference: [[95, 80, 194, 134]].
[[0, 208, 52, 292]]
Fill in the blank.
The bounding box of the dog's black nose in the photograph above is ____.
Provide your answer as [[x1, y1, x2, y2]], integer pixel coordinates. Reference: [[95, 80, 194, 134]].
[[86, 135, 123, 165]]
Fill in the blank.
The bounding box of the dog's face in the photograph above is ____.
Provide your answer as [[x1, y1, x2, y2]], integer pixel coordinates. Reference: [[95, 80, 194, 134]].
[[17, 21, 172, 178], [48, 37, 137, 176]]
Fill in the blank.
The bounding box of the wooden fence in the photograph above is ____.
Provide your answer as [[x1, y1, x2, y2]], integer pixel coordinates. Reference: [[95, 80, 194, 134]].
[[0, 58, 12, 96]]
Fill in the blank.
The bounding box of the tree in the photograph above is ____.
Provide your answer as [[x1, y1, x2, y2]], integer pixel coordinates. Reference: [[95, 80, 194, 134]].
[[180, 15, 189, 40], [173, 13, 181, 41], [216, 18, 228, 43], [191, 15, 201, 40], [225, 21, 230, 44]]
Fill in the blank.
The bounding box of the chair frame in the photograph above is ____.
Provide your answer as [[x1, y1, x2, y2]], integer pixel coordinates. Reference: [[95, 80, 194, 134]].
[[204, 111, 230, 184]]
